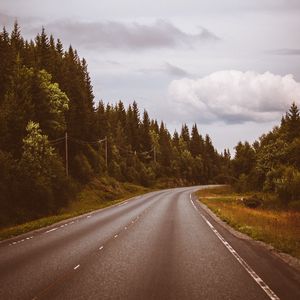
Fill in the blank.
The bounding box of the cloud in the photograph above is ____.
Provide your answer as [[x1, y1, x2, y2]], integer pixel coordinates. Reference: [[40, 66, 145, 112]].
[[168, 70, 300, 124], [0, 11, 42, 29], [164, 62, 189, 77], [138, 62, 189, 77], [268, 48, 300, 56], [40, 19, 219, 50]]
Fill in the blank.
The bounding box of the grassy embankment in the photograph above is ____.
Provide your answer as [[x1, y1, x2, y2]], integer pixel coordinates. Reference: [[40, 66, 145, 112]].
[[0, 176, 151, 241], [197, 186, 300, 259]]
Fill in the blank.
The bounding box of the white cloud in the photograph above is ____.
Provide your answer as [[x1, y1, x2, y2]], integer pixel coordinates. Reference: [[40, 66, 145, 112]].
[[168, 70, 300, 124], [268, 48, 300, 56]]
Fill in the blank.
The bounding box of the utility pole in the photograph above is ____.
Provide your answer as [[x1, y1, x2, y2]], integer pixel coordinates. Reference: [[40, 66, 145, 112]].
[[65, 131, 68, 177], [105, 136, 108, 168]]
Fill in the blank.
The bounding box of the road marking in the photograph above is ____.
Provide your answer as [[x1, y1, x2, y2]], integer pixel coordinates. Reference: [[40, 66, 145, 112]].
[[9, 235, 34, 246], [69, 221, 75, 224], [190, 199, 198, 211], [124, 226, 127, 230], [99, 246, 104, 250], [114, 234, 118, 238], [190, 193, 192, 200], [74, 264, 80, 270], [191, 199, 280, 300], [45, 227, 58, 233], [119, 201, 128, 206], [87, 215, 91, 218]]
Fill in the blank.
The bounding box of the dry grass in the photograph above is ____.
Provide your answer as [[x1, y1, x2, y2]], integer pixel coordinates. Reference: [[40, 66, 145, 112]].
[[197, 187, 300, 259]]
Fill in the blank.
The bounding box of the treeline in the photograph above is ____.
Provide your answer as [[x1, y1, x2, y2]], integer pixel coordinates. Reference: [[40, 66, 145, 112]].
[[0, 24, 228, 225], [231, 103, 300, 206]]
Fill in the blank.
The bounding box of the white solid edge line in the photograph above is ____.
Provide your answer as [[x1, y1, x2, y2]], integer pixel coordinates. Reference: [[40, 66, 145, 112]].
[[74, 264, 80, 270], [190, 199, 198, 211], [191, 199, 280, 300], [45, 227, 58, 233]]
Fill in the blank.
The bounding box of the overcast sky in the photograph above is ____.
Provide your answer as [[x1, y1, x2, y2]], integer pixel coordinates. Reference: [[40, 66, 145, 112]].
[[1, 0, 300, 152]]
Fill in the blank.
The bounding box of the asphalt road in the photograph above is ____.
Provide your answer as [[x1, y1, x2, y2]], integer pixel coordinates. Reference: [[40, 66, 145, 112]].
[[0, 186, 299, 300]]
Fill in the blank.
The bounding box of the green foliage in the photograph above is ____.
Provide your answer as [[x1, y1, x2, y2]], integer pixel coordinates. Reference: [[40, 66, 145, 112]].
[[232, 103, 300, 205], [273, 166, 300, 203], [233, 141, 256, 177], [73, 153, 93, 183], [0, 151, 18, 225], [38, 70, 69, 134], [0, 24, 226, 227], [20, 121, 55, 175], [19, 121, 69, 211]]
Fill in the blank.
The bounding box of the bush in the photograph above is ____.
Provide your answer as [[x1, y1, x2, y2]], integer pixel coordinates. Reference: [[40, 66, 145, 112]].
[[242, 195, 262, 208]]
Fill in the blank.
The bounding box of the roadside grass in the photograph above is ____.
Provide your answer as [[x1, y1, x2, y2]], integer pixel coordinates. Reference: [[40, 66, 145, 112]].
[[0, 177, 151, 241], [197, 186, 300, 259]]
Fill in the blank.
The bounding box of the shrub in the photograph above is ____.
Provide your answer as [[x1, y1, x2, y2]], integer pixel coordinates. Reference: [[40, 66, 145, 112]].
[[242, 195, 262, 208]]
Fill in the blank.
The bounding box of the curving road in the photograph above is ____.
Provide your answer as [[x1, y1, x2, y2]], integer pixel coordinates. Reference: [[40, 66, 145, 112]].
[[0, 186, 299, 300]]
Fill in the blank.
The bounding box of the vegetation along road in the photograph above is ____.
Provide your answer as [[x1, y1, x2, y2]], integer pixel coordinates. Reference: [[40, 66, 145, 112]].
[[0, 186, 299, 300]]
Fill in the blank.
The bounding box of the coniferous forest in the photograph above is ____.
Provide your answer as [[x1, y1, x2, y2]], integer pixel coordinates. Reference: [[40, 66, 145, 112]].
[[1, 23, 299, 227], [0, 24, 229, 226]]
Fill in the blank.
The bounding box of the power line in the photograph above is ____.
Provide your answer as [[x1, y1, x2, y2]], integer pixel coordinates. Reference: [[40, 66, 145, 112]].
[[49, 136, 65, 143], [48, 133, 156, 174]]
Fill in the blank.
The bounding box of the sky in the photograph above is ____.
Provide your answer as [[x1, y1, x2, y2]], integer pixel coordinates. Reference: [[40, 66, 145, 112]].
[[1, 0, 300, 153]]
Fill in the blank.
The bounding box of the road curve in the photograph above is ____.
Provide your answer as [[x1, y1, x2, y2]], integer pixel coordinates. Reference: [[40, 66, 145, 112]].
[[0, 186, 299, 300]]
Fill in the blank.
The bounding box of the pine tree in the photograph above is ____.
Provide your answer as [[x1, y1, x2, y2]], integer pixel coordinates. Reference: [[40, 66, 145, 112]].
[[180, 123, 190, 150], [0, 27, 13, 101], [10, 21, 24, 58], [190, 124, 204, 157], [281, 102, 300, 141], [140, 110, 152, 153]]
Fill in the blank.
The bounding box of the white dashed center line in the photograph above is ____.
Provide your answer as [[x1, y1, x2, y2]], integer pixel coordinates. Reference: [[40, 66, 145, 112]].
[[45, 227, 58, 234], [74, 264, 80, 270]]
